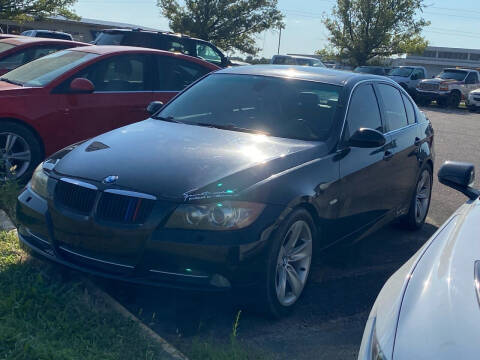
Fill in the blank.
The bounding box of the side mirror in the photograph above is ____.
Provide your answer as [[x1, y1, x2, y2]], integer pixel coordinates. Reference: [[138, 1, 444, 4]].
[[438, 161, 479, 200], [70, 78, 94, 93], [147, 101, 164, 115], [348, 128, 386, 148]]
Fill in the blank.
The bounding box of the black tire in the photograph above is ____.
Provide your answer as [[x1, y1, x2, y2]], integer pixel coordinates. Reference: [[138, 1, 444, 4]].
[[437, 98, 448, 107], [448, 92, 461, 108], [0, 121, 43, 183], [400, 164, 433, 230], [259, 208, 316, 318]]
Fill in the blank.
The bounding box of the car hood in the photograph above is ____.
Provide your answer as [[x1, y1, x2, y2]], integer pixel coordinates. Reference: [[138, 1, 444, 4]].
[[387, 75, 408, 82], [420, 78, 463, 85], [393, 200, 480, 359], [52, 119, 323, 201], [0, 80, 42, 96]]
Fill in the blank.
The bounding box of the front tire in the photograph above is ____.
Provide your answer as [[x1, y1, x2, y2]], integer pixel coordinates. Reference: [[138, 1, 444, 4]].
[[260, 208, 315, 318], [448, 92, 461, 108], [400, 165, 432, 230], [0, 122, 43, 183]]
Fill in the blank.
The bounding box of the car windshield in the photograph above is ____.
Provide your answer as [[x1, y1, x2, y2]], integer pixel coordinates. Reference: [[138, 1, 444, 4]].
[[388, 67, 413, 77], [0, 50, 98, 87], [157, 74, 342, 141], [438, 70, 468, 81], [0, 42, 15, 53], [94, 32, 125, 45], [355, 66, 384, 75]]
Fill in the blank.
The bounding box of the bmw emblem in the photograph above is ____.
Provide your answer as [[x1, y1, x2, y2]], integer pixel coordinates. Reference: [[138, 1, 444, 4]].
[[102, 175, 118, 184]]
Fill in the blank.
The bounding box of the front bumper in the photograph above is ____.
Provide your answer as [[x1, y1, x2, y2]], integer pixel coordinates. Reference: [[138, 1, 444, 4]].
[[416, 89, 451, 101], [466, 95, 480, 108], [17, 186, 283, 291]]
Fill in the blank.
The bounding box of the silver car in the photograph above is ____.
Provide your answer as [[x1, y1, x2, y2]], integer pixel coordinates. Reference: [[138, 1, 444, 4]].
[[358, 161, 480, 360]]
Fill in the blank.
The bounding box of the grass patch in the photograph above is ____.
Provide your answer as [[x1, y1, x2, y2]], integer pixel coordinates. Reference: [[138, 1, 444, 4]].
[[187, 311, 269, 360], [0, 180, 21, 221], [0, 231, 172, 360]]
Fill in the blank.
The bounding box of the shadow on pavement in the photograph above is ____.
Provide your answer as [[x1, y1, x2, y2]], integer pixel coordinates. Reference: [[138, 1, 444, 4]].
[[100, 222, 438, 360]]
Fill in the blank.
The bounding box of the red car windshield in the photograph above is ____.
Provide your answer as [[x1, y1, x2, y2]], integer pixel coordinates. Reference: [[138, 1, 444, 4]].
[[0, 49, 98, 87]]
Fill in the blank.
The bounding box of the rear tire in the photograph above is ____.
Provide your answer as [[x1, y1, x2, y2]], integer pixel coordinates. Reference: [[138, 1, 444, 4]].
[[259, 208, 316, 318], [448, 92, 461, 108], [0, 121, 43, 183], [400, 165, 432, 230]]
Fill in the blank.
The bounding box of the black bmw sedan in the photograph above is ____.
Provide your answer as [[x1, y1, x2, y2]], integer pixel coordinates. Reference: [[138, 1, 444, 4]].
[[16, 66, 434, 317]]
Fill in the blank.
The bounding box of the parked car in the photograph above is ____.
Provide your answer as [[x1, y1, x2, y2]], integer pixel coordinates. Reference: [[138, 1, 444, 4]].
[[358, 161, 479, 360], [0, 34, 23, 40], [21, 30, 73, 41], [0, 37, 86, 75], [16, 66, 434, 317], [93, 28, 230, 68], [466, 87, 480, 111], [0, 45, 219, 181], [417, 68, 480, 107], [387, 66, 427, 96], [354, 66, 389, 76], [270, 54, 325, 67]]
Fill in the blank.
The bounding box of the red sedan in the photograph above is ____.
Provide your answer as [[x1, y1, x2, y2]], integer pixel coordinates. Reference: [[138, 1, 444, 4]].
[[0, 46, 219, 181], [0, 37, 86, 75]]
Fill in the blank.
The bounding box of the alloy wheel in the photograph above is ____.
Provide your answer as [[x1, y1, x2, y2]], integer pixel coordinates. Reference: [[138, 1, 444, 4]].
[[275, 220, 313, 307], [0, 132, 32, 180], [415, 170, 431, 223]]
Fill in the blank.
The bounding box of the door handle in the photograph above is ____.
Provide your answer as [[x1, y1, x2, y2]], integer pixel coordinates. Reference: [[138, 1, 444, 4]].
[[383, 150, 393, 161], [414, 137, 422, 146]]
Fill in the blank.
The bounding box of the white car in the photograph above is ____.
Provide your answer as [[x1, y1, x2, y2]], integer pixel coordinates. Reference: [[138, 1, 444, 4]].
[[466, 88, 480, 112], [358, 161, 480, 360]]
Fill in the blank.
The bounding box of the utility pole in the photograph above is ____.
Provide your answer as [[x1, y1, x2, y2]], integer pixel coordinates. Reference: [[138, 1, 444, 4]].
[[277, 27, 282, 55]]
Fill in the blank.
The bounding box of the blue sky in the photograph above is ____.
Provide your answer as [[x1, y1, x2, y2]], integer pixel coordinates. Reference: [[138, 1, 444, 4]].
[[74, 0, 480, 57]]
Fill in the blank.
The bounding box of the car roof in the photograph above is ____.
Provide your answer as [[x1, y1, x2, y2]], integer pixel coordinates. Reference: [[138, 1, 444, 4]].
[[69, 45, 220, 69], [216, 65, 389, 87], [273, 54, 319, 61], [0, 36, 84, 46], [100, 28, 207, 43]]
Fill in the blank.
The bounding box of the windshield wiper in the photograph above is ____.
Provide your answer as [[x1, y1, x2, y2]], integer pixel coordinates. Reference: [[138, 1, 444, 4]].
[[153, 115, 184, 124], [0, 78, 24, 86], [194, 123, 269, 135]]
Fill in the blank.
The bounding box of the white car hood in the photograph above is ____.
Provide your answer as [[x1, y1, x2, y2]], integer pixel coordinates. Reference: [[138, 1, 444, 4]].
[[393, 200, 480, 359]]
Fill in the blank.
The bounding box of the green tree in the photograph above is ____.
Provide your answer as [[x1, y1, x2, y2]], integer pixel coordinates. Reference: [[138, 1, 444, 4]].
[[323, 0, 429, 66], [0, 0, 78, 22], [157, 0, 284, 55]]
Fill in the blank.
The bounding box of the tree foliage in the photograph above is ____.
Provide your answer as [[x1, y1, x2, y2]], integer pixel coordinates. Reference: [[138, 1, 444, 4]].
[[323, 0, 429, 66], [0, 0, 78, 22], [157, 0, 284, 55]]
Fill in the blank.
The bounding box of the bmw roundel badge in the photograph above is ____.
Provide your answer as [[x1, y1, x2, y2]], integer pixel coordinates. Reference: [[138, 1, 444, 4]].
[[102, 175, 119, 184]]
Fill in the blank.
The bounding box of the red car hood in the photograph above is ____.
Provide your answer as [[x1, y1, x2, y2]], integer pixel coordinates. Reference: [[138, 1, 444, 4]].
[[0, 80, 41, 96]]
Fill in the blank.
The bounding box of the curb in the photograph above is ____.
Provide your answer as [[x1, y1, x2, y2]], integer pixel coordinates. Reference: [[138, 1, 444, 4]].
[[0, 210, 189, 360]]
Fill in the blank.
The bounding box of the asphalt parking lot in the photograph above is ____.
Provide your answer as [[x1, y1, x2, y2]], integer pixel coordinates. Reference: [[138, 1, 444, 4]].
[[102, 106, 480, 360]]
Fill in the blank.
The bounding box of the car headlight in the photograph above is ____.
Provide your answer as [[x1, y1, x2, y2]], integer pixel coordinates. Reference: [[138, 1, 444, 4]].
[[371, 326, 387, 360], [29, 163, 49, 199], [165, 201, 265, 230]]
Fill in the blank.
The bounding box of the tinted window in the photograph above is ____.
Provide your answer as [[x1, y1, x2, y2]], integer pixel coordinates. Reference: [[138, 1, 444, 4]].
[[164, 37, 191, 55], [78, 54, 150, 92], [196, 43, 222, 65], [412, 68, 425, 79], [158, 74, 341, 141], [0, 50, 26, 70], [272, 56, 296, 65], [37, 32, 72, 40], [465, 72, 478, 84], [94, 32, 124, 45], [377, 84, 408, 131], [388, 67, 413, 77], [1, 50, 98, 87], [346, 84, 383, 137], [438, 70, 467, 81], [402, 94, 416, 124], [124, 32, 159, 49], [154, 55, 210, 91]]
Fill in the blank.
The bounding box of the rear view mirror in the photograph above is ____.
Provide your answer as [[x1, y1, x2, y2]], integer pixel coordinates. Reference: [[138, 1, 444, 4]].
[[438, 161, 479, 200], [70, 78, 94, 93], [348, 128, 386, 148], [147, 101, 164, 115]]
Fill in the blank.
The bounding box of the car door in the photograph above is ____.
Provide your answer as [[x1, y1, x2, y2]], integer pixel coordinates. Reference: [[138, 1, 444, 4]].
[[465, 72, 479, 94], [375, 83, 420, 215], [151, 54, 212, 104], [336, 83, 393, 240], [55, 53, 154, 147]]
